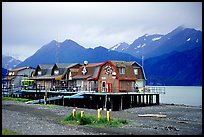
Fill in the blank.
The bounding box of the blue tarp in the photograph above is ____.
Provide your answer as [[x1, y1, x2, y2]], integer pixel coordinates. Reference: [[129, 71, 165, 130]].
[[64, 92, 85, 99]]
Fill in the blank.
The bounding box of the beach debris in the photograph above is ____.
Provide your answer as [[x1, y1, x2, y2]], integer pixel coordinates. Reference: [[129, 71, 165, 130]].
[[138, 114, 166, 118], [164, 126, 179, 131], [177, 121, 189, 124]]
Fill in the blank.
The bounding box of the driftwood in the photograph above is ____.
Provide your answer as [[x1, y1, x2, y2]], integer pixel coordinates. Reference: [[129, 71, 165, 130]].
[[138, 114, 166, 118]]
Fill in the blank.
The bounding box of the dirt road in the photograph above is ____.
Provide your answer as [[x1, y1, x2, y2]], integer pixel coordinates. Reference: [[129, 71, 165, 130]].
[[2, 100, 202, 135]]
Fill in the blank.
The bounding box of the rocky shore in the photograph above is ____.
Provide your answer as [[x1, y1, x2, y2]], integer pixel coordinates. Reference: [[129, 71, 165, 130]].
[[2, 100, 202, 135]]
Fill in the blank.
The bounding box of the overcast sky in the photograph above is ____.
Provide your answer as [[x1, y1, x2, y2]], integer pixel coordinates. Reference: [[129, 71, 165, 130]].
[[2, 2, 202, 61]]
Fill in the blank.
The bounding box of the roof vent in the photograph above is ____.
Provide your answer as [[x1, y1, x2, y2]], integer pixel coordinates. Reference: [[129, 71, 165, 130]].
[[84, 60, 88, 66]]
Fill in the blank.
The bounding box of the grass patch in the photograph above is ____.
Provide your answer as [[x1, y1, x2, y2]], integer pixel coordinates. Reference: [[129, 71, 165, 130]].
[[61, 112, 128, 128], [2, 96, 32, 102], [2, 128, 22, 135]]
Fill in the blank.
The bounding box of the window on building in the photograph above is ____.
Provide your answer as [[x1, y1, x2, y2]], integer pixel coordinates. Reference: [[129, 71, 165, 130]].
[[119, 67, 125, 74], [37, 71, 42, 75], [54, 70, 59, 75], [9, 72, 13, 75], [134, 68, 138, 75]]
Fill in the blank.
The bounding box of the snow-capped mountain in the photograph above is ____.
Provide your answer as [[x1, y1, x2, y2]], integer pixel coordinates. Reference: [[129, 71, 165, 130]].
[[109, 42, 129, 52], [109, 26, 202, 59], [124, 34, 164, 58], [14, 26, 202, 86], [2, 55, 22, 70]]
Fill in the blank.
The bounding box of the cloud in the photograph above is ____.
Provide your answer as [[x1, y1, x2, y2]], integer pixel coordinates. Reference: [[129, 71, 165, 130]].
[[2, 2, 202, 60]]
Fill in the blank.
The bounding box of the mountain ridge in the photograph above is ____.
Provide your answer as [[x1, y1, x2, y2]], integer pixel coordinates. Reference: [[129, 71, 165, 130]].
[[12, 26, 202, 86]]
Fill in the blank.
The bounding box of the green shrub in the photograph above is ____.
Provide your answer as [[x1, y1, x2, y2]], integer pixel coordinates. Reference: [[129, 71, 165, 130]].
[[2, 128, 22, 135], [79, 116, 92, 125], [63, 112, 128, 127], [64, 114, 75, 121], [2, 96, 32, 102]]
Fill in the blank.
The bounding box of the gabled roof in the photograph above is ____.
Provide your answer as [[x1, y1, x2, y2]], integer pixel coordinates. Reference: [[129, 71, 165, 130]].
[[129, 61, 147, 80], [9, 66, 34, 72], [34, 64, 54, 76], [110, 60, 127, 67], [110, 60, 146, 80], [3, 66, 35, 81], [32, 63, 81, 80], [55, 63, 78, 69], [38, 64, 53, 70], [72, 63, 103, 80], [87, 60, 136, 81], [54, 63, 80, 76]]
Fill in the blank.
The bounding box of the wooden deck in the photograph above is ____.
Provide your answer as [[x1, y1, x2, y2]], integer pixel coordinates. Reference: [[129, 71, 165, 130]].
[[3, 89, 161, 111]]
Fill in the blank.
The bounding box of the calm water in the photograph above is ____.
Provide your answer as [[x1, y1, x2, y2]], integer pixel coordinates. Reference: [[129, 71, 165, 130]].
[[148, 86, 202, 107]]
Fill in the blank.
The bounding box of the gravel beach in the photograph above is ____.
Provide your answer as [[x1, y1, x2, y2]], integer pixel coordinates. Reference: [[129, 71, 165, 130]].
[[2, 100, 202, 135]]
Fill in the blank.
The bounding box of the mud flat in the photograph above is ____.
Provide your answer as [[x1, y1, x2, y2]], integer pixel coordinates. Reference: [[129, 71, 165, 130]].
[[2, 100, 202, 135]]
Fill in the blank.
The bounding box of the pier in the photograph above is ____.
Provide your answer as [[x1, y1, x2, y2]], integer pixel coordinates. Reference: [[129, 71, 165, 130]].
[[2, 88, 163, 111]]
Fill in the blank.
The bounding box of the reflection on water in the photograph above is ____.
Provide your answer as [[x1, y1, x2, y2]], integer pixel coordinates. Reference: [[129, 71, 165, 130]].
[[147, 86, 202, 106]]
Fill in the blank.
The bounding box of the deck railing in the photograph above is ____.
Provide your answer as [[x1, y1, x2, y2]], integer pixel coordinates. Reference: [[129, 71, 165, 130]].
[[2, 84, 165, 94], [145, 86, 165, 94]]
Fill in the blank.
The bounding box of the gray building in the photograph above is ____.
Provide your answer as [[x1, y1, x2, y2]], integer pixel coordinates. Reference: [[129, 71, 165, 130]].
[[3, 66, 35, 89]]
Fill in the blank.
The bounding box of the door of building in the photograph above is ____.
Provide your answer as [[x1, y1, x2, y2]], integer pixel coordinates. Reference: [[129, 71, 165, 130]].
[[102, 81, 106, 92], [106, 83, 112, 92]]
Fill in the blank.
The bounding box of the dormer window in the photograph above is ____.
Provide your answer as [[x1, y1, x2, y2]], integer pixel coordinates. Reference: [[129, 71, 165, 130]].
[[38, 71, 42, 75], [134, 68, 138, 75], [54, 70, 59, 75], [119, 67, 125, 74], [9, 72, 13, 75]]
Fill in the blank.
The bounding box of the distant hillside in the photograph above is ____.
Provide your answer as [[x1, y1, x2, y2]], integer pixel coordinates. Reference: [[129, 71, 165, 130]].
[[2, 55, 22, 70], [16, 39, 140, 68], [144, 46, 202, 86], [2, 68, 8, 79]]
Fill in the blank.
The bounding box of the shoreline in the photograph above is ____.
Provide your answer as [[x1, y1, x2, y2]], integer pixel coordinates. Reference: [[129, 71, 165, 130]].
[[159, 103, 202, 108], [2, 100, 202, 135]]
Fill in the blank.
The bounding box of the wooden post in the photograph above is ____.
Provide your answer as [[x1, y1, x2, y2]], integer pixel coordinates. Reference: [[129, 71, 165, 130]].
[[145, 95, 148, 105], [81, 111, 84, 118], [44, 96, 46, 105], [120, 95, 123, 110], [73, 109, 76, 119], [130, 95, 133, 108], [156, 94, 160, 105], [62, 95, 64, 106], [107, 111, 110, 122], [133, 95, 137, 107], [104, 94, 107, 110], [150, 95, 153, 104], [98, 109, 101, 119]]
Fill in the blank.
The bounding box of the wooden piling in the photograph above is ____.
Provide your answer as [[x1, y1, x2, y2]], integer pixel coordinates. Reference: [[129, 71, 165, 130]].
[[44, 96, 46, 105], [81, 111, 84, 118], [150, 95, 153, 104], [156, 94, 160, 105], [98, 109, 101, 119], [107, 111, 110, 122], [62, 95, 64, 106], [73, 109, 76, 119], [120, 95, 123, 110]]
